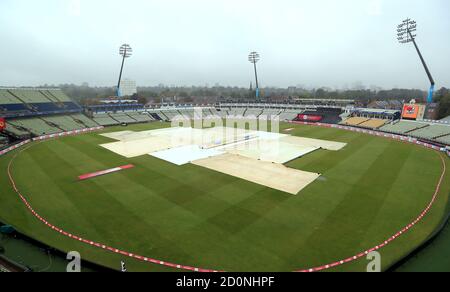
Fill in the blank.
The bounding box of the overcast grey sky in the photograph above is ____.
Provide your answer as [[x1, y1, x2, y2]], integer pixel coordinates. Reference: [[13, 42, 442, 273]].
[[0, 0, 449, 89]]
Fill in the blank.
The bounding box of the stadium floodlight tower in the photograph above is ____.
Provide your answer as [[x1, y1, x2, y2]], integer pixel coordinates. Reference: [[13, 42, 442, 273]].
[[117, 44, 133, 97], [397, 19, 435, 103], [248, 51, 261, 99]]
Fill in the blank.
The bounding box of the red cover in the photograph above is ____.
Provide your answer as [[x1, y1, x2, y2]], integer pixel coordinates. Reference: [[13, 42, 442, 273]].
[[78, 164, 134, 180], [297, 114, 323, 122], [0, 118, 5, 131]]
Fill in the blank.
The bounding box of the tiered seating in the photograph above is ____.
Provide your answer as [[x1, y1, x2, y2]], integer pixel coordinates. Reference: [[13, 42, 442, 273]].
[[202, 108, 214, 117], [380, 120, 429, 134], [63, 102, 82, 110], [4, 123, 30, 137], [126, 112, 154, 122], [279, 110, 300, 121], [179, 109, 194, 119], [1, 89, 81, 116], [33, 103, 61, 112], [1, 88, 97, 139], [358, 119, 388, 129], [245, 108, 263, 117], [9, 118, 61, 136], [409, 124, 450, 140], [152, 111, 168, 120], [341, 117, 370, 126], [260, 109, 281, 118], [40, 90, 60, 103], [46, 90, 72, 102], [340, 112, 351, 120], [9, 89, 50, 103], [0, 136, 7, 146], [42, 116, 84, 131], [214, 109, 229, 118], [0, 90, 22, 104], [39, 89, 79, 111], [228, 108, 247, 117], [146, 110, 165, 120], [162, 110, 185, 120], [436, 135, 450, 145], [0, 90, 29, 114], [71, 114, 99, 128], [109, 113, 137, 124], [92, 113, 120, 126]]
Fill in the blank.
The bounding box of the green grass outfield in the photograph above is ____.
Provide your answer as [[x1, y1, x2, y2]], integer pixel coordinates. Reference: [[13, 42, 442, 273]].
[[0, 122, 449, 272]]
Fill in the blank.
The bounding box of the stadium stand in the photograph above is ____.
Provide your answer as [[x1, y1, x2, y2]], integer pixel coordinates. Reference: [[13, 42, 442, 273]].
[[109, 113, 137, 124], [3, 122, 30, 138], [0, 88, 100, 141], [202, 108, 215, 117], [0, 135, 8, 147], [340, 112, 351, 120], [295, 108, 343, 124], [179, 109, 193, 119], [8, 118, 62, 136], [260, 108, 282, 118], [182, 110, 192, 119], [245, 108, 264, 117], [0, 90, 30, 115], [150, 110, 168, 121], [408, 124, 450, 140], [0, 88, 81, 117], [9, 89, 50, 103], [0, 90, 22, 105], [92, 113, 120, 126], [40, 90, 61, 103], [214, 108, 229, 118], [380, 120, 430, 134], [229, 108, 247, 117], [138, 104, 449, 145], [42, 115, 85, 131], [160, 110, 182, 120], [279, 110, 301, 121], [126, 112, 154, 123], [358, 119, 388, 129], [46, 89, 72, 102], [437, 135, 450, 145], [146, 110, 165, 121], [341, 117, 370, 126], [71, 114, 99, 128]]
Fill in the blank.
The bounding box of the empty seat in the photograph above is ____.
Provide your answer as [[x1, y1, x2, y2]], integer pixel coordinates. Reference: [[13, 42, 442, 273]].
[[341, 117, 370, 126], [409, 124, 450, 139], [93, 114, 120, 126], [436, 135, 450, 145], [42, 116, 84, 131], [380, 120, 430, 134], [9, 118, 62, 136], [358, 119, 388, 129], [71, 114, 99, 128], [109, 113, 137, 124]]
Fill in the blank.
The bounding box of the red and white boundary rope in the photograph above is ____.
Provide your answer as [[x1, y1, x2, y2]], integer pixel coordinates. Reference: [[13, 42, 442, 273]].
[[1, 125, 448, 272], [295, 152, 446, 272]]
